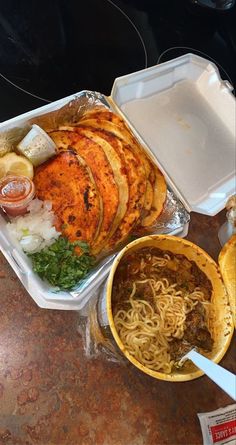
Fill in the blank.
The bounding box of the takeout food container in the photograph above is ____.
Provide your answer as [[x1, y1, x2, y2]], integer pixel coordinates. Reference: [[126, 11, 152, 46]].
[[104, 235, 234, 382], [0, 53, 235, 311]]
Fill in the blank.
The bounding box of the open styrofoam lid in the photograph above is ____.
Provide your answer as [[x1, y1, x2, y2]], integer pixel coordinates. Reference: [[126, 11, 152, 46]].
[[111, 54, 236, 216]]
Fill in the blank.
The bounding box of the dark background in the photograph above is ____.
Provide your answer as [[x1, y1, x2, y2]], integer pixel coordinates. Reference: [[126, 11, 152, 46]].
[[0, 0, 235, 120]]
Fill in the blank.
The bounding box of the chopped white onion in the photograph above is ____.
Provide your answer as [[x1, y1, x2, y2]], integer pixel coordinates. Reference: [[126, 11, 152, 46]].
[[7, 198, 61, 253]]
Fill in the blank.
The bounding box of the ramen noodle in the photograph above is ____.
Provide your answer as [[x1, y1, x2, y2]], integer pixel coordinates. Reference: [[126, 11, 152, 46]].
[[112, 248, 213, 373]]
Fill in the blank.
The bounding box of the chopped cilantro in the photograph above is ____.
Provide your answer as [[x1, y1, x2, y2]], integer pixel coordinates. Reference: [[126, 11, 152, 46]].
[[28, 237, 94, 290]]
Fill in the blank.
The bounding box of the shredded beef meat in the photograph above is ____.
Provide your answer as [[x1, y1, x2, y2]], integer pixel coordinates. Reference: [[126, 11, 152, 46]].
[[169, 340, 192, 362], [183, 303, 213, 351], [169, 304, 213, 362], [135, 282, 154, 307]]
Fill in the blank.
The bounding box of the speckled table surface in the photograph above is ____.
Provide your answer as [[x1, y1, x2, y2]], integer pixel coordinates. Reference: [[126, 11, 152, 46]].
[[0, 211, 235, 445]]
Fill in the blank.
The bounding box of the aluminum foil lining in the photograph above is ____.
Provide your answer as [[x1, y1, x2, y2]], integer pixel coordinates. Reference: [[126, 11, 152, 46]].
[[29, 90, 110, 132], [132, 189, 190, 236], [0, 91, 110, 153]]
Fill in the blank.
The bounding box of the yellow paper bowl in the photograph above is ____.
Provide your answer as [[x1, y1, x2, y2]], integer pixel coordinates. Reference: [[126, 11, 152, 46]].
[[106, 235, 234, 382]]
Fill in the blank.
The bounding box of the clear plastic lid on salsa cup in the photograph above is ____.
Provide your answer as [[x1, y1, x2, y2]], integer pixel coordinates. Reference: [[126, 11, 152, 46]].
[[0, 175, 35, 216]]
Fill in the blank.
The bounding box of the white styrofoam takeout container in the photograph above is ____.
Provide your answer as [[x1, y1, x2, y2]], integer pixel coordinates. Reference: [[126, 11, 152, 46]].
[[0, 54, 235, 311]]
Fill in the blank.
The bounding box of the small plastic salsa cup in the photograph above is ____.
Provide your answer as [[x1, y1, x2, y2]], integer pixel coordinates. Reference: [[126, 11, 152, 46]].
[[0, 175, 35, 216]]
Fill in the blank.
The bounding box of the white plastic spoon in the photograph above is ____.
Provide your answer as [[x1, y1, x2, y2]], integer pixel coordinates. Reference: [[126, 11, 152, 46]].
[[181, 349, 236, 400]]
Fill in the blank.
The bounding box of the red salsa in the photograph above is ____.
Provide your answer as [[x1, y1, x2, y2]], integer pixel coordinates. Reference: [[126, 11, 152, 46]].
[[0, 175, 35, 216]]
